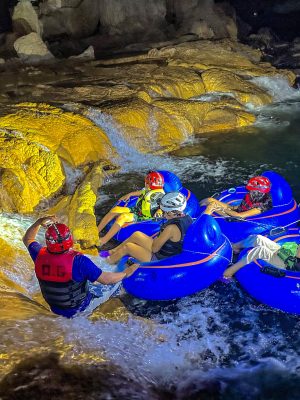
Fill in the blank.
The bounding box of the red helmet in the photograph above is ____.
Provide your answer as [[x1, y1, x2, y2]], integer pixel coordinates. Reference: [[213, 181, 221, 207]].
[[45, 223, 73, 253], [246, 176, 271, 193], [145, 171, 164, 189]]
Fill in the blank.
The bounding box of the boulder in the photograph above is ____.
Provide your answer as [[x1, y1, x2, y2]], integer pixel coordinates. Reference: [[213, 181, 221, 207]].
[[40, 0, 100, 39], [98, 0, 167, 41], [12, 0, 42, 36], [69, 45, 95, 60], [173, 0, 236, 40], [13, 32, 54, 63], [189, 20, 215, 39]]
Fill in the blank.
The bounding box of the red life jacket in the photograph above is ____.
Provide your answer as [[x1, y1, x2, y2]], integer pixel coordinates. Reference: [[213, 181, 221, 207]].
[[237, 193, 262, 212], [35, 247, 89, 310]]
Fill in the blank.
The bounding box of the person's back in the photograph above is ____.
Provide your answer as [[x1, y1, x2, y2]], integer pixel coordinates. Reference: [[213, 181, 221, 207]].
[[35, 246, 90, 313], [105, 191, 192, 265], [154, 214, 193, 260], [23, 217, 138, 317]]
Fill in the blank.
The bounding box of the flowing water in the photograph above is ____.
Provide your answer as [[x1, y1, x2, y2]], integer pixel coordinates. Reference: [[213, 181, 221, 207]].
[[1, 77, 300, 399]]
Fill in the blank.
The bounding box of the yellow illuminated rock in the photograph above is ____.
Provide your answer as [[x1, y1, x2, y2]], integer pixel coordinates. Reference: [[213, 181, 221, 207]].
[[0, 103, 116, 167], [201, 69, 272, 106], [0, 130, 64, 212], [201, 107, 256, 132], [68, 163, 104, 251], [0, 103, 117, 213], [83, 64, 206, 102], [102, 98, 186, 153], [138, 66, 205, 100], [153, 97, 255, 134], [148, 40, 295, 83]]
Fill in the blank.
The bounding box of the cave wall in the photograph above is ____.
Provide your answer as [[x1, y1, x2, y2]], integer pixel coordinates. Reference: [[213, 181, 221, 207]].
[[12, 0, 236, 43]]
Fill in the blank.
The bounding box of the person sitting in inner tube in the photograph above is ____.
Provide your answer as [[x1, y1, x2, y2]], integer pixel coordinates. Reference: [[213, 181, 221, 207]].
[[202, 176, 273, 218], [97, 171, 165, 247], [100, 192, 193, 265], [23, 216, 138, 318], [223, 234, 300, 278]]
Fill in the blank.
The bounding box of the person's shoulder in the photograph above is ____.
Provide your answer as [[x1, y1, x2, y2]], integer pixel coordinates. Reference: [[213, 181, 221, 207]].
[[28, 241, 42, 251], [72, 253, 102, 282], [27, 242, 43, 262]]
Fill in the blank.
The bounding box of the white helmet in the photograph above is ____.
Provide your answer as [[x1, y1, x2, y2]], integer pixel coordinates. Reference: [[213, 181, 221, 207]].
[[160, 192, 187, 212]]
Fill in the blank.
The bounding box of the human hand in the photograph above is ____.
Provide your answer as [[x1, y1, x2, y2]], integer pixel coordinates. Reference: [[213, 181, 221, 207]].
[[124, 263, 139, 278], [38, 215, 58, 227], [205, 203, 217, 214]]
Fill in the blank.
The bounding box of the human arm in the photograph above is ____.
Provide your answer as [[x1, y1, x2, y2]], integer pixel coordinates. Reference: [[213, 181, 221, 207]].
[[152, 225, 180, 253], [119, 190, 142, 202], [203, 200, 261, 218], [23, 215, 57, 248], [219, 207, 262, 218], [76, 254, 139, 285], [97, 263, 138, 284]]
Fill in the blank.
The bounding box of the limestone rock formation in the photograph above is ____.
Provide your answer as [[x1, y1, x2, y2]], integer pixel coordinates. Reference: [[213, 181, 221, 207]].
[[40, 0, 100, 39], [201, 68, 272, 106], [172, 0, 237, 40], [13, 32, 54, 63], [6, 0, 240, 56], [12, 0, 42, 36], [0, 103, 117, 217], [0, 130, 64, 212]]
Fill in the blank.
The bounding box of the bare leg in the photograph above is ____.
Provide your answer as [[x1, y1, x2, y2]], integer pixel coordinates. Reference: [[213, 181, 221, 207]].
[[232, 235, 258, 254], [97, 211, 118, 233], [108, 242, 152, 264], [110, 231, 153, 255], [100, 222, 122, 245], [224, 237, 282, 278]]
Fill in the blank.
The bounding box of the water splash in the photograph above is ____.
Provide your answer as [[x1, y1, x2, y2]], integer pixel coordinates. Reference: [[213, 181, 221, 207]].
[[88, 108, 176, 172], [251, 76, 300, 102]]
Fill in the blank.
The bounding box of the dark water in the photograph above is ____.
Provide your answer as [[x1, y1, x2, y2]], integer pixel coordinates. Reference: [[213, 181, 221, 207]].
[[1, 86, 300, 400]]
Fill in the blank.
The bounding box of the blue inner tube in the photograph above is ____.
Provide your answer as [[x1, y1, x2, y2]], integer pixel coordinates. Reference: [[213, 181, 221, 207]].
[[200, 170, 300, 243], [118, 214, 232, 301], [235, 227, 300, 314]]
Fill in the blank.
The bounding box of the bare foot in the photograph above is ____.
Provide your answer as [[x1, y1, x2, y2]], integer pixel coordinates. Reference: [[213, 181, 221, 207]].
[[223, 265, 236, 278]]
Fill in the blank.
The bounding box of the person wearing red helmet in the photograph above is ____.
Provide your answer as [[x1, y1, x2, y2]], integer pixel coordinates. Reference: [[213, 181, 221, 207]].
[[203, 175, 273, 218], [97, 171, 165, 247], [23, 215, 138, 318]]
